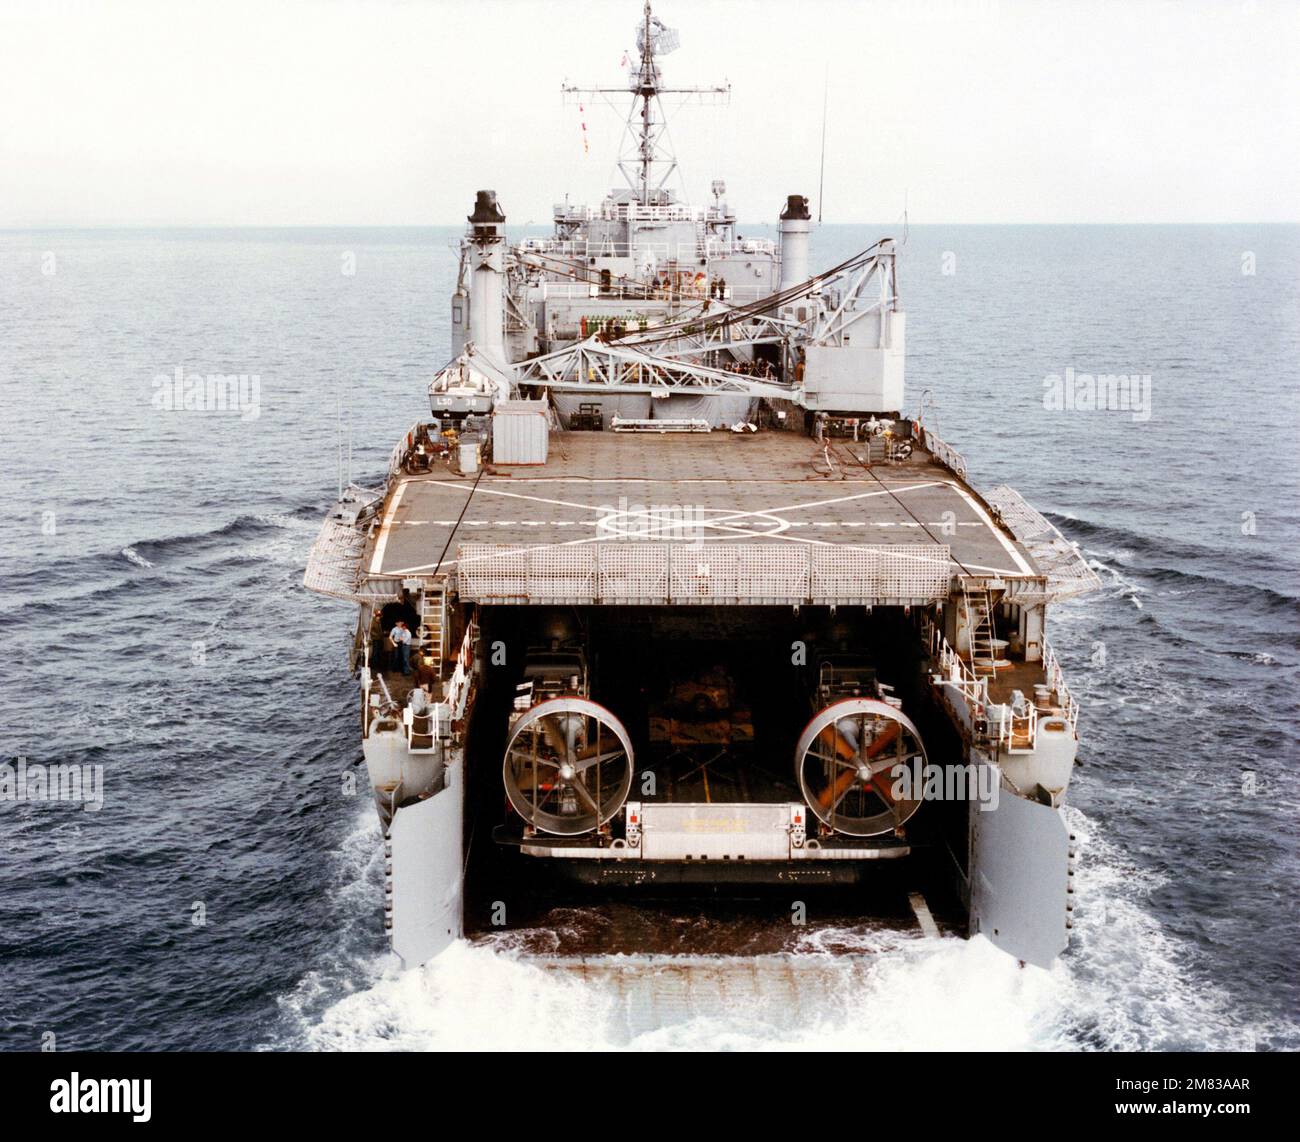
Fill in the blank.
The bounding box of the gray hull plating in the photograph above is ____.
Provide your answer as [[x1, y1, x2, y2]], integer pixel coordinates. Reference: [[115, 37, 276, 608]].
[[969, 761, 1071, 968], [388, 756, 465, 967]]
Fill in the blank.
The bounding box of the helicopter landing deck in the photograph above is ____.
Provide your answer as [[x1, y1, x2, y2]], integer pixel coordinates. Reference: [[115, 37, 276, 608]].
[[366, 431, 1040, 590]]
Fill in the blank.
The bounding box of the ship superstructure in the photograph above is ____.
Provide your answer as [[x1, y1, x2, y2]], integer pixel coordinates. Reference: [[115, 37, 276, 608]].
[[305, 2, 1099, 968]]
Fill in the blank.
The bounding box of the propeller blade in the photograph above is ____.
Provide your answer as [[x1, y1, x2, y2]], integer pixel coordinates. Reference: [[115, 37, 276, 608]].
[[573, 748, 625, 772], [510, 748, 559, 769], [863, 721, 902, 757], [816, 724, 906, 811], [820, 725, 856, 762], [568, 777, 600, 815]]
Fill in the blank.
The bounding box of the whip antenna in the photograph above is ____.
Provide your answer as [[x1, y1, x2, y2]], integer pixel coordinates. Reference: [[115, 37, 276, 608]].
[[335, 391, 343, 500], [817, 68, 828, 222]]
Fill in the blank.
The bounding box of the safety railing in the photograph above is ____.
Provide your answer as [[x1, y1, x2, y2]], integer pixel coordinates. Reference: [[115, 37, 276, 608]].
[[528, 239, 704, 261], [397, 621, 479, 750], [552, 201, 731, 224], [426, 620, 478, 742], [926, 619, 990, 728], [920, 425, 968, 481], [991, 693, 1038, 752], [387, 420, 425, 477], [446, 621, 477, 719], [402, 705, 438, 753], [457, 542, 953, 606], [523, 237, 777, 262], [926, 617, 1081, 753], [1043, 639, 1080, 732]]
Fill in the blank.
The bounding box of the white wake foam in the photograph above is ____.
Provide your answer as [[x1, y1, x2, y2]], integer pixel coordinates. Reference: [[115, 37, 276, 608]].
[[254, 512, 320, 532], [274, 804, 1287, 1051]]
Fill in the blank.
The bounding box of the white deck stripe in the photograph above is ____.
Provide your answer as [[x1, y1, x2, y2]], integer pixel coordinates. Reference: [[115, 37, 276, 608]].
[[945, 481, 1033, 576], [368, 480, 407, 575], [372, 475, 1032, 579]]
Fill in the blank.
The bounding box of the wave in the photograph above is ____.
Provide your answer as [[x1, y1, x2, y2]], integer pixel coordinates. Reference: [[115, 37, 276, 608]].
[[1049, 513, 1219, 562], [0, 574, 152, 625], [1138, 564, 1299, 612], [269, 806, 1298, 1052], [253, 512, 321, 533], [1047, 513, 1299, 614], [125, 512, 311, 563], [1227, 651, 1279, 665], [1116, 608, 1300, 664], [0, 506, 326, 625]]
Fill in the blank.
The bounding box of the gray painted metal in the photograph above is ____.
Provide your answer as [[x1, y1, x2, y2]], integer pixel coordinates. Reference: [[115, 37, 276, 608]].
[[303, 1, 1089, 971], [969, 763, 1070, 968], [388, 760, 465, 967], [985, 483, 1102, 601], [363, 433, 1041, 585]]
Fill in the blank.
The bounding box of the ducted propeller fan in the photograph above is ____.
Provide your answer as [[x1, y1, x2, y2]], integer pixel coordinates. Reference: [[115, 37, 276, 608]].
[[503, 698, 634, 836]]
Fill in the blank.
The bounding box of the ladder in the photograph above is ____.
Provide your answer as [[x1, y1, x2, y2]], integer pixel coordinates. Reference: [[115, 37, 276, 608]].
[[962, 583, 1001, 672], [418, 580, 448, 679]]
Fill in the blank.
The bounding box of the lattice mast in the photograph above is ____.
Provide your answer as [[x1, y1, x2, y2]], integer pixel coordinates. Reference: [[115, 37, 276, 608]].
[[563, 1, 727, 205]]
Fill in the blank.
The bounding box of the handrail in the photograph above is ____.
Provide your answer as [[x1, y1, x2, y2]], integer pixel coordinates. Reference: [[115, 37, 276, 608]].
[[458, 541, 953, 605], [928, 617, 1031, 749], [1043, 640, 1080, 732], [994, 692, 1038, 751], [925, 618, 989, 719], [403, 706, 437, 748], [379, 620, 479, 748], [522, 238, 776, 261], [387, 420, 425, 478], [553, 202, 728, 224], [926, 619, 1078, 751], [920, 424, 968, 480], [429, 620, 479, 740]]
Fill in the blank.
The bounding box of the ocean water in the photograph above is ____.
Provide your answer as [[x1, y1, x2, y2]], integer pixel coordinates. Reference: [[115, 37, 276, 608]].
[[1, 223, 1296, 1052]]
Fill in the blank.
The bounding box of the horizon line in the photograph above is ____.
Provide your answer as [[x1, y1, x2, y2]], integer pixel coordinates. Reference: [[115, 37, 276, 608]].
[[4, 219, 1298, 230]]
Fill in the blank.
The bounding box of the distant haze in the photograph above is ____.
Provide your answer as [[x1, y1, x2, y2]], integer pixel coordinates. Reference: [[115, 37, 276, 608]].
[[2, 0, 1297, 226]]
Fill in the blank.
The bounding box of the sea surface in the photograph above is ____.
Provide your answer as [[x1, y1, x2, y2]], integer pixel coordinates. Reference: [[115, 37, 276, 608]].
[[1, 223, 1297, 1051]]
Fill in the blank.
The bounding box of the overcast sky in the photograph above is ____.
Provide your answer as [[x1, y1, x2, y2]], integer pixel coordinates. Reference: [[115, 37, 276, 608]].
[[1, 0, 1296, 226]]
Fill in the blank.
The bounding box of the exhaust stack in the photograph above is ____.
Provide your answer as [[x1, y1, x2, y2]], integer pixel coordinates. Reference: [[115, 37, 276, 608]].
[[778, 193, 812, 290], [467, 190, 507, 359]]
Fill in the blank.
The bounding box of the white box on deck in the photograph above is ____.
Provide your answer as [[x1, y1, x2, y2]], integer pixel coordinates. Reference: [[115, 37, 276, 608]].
[[492, 400, 549, 464]]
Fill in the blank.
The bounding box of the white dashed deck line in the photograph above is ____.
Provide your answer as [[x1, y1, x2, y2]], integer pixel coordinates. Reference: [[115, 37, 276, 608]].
[[370, 437, 1039, 582]]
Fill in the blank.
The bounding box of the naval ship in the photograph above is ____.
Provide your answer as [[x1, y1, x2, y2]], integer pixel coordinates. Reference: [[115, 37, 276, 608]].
[[305, 2, 1100, 968]]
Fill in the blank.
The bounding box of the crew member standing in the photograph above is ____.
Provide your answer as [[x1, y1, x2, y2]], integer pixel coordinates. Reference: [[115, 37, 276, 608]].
[[390, 620, 413, 675]]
